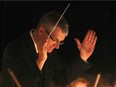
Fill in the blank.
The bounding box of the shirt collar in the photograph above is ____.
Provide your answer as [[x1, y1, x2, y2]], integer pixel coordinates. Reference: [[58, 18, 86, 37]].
[[30, 29, 38, 53]]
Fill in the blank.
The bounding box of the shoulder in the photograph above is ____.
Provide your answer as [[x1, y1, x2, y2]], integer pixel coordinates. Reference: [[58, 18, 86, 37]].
[[3, 31, 31, 54]]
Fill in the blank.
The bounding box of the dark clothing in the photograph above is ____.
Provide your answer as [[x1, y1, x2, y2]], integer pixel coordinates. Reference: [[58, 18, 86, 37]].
[[0, 30, 91, 87]]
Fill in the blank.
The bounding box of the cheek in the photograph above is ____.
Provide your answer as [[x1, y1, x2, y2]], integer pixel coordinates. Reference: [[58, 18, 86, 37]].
[[47, 41, 54, 49], [47, 40, 52, 46], [47, 41, 56, 51], [47, 45, 54, 53], [47, 39, 56, 46]]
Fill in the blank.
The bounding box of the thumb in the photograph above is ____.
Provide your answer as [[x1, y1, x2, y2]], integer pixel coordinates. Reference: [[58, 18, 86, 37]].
[[74, 38, 81, 50]]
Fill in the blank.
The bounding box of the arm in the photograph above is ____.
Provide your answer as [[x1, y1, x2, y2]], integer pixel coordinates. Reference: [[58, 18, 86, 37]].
[[52, 29, 97, 86], [36, 38, 48, 71], [1, 41, 42, 87]]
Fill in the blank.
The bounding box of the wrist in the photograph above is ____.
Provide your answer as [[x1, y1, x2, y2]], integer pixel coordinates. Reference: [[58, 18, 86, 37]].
[[80, 53, 88, 62], [36, 58, 46, 70]]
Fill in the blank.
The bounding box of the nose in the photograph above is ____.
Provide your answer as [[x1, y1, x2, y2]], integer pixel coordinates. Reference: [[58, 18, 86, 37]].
[[53, 43, 59, 49], [56, 44, 59, 49]]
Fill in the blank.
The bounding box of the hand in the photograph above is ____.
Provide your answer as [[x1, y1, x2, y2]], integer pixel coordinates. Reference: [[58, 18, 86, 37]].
[[36, 38, 48, 70], [38, 38, 48, 61], [75, 29, 97, 62]]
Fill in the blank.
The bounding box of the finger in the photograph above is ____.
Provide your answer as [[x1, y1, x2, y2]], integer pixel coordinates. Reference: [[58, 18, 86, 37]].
[[87, 30, 94, 41], [74, 38, 81, 50], [40, 37, 48, 49], [93, 36, 97, 46], [44, 38, 49, 46], [91, 31, 96, 43], [85, 29, 91, 41]]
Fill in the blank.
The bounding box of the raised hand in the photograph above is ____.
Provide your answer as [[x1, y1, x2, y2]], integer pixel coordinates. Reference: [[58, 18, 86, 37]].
[[75, 29, 97, 62], [36, 38, 48, 71]]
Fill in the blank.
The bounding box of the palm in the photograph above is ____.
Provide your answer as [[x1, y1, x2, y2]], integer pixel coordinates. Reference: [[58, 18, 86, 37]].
[[75, 30, 97, 61]]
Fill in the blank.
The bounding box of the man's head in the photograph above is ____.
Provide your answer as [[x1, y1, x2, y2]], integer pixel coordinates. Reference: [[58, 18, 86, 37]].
[[67, 77, 91, 87], [36, 11, 69, 35], [35, 11, 69, 53]]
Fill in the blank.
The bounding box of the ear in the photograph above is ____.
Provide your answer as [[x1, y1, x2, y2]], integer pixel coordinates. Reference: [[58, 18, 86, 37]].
[[38, 26, 45, 35]]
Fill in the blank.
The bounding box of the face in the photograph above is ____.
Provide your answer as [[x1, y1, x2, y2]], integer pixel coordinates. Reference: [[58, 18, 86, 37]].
[[113, 81, 116, 87], [72, 82, 87, 87], [44, 26, 66, 53]]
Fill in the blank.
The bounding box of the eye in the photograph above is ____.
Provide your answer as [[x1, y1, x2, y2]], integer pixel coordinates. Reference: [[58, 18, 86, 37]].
[[51, 37, 64, 45]]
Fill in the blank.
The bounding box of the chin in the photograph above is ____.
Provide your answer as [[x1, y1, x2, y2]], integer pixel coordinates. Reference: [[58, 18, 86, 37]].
[[47, 50, 53, 53], [47, 47, 54, 53]]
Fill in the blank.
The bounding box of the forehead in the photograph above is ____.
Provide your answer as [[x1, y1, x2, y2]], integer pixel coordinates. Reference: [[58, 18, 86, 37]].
[[75, 82, 87, 87], [51, 27, 66, 41]]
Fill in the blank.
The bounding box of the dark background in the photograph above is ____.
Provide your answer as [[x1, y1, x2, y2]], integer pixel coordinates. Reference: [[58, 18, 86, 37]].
[[1, 1, 116, 74]]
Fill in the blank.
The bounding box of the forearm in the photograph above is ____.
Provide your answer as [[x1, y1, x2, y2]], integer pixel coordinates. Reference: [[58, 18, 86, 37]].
[[66, 56, 91, 83], [52, 56, 91, 86], [2, 56, 42, 87], [19, 67, 42, 87], [36, 58, 46, 71]]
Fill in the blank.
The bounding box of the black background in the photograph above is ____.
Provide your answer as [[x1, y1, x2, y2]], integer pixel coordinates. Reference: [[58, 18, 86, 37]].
[[1, 1, 116, 74]]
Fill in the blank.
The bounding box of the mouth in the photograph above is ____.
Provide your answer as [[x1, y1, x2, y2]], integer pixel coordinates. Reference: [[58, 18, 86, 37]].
[[47, 47, 54, 53]]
